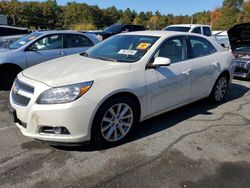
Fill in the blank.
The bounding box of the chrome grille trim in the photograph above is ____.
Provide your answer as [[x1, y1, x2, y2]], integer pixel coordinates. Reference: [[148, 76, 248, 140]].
[[15, 79, 35, 94], [12, 92, 31, 106], [12, 80, 34, 106]]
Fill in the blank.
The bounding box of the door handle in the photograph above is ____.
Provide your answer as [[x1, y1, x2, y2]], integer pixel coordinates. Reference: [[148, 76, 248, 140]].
[[182, 69, 191, 75], [59, 50, 65, 55], [212, 62, 219, 67]]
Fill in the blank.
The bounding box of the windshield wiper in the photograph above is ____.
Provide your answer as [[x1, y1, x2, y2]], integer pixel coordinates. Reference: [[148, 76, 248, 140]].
[[80, 52, 89, 57], [92, 56, 117, 62]]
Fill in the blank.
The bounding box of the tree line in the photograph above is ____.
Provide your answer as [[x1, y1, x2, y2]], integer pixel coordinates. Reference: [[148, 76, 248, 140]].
[[0, 0, 249, 31]]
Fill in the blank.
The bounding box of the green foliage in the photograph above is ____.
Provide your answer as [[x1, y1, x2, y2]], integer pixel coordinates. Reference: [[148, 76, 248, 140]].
[[0, 0, 250, 31], [72, 23, 97, 31]]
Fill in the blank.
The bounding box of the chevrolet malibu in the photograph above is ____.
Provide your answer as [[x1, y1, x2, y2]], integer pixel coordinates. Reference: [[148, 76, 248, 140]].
[[9, 31, 234, 146]]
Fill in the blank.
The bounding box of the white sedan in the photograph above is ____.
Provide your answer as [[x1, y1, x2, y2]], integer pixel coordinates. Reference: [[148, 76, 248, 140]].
[[9, 31, 234, 146]]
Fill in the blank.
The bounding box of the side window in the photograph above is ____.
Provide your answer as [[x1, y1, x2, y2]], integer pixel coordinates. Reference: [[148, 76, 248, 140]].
[[153, 36, 186, 63], [132, 25, 144, 31], [192, 27, 202, 34], [121, 25, 132, 33], [64, 34, 94, 48], [32, 34, 63, 51], [203, 27, 212, 36], [188, 36, 217, 58]]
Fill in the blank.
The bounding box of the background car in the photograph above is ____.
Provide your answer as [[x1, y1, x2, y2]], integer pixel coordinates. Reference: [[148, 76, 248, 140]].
[[84, 24, 145, 41], [0, 30, 99, 90], [0, 34, 27, 48], [163, 24, 212, 37], [228, 23, 250, 80], [213, 31, 230, 48], [10, 31, 234, 146], [0, 25, 30, 48]]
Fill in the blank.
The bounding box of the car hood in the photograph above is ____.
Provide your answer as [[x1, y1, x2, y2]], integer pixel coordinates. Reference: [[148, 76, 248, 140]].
[[228, 23, 250, 50], [22, 54, 130, 87], [0, 48, 12, 53]]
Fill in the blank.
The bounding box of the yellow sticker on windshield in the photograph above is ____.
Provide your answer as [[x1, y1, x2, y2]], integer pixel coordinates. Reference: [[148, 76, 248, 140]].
[[136, 43, 151, 50]]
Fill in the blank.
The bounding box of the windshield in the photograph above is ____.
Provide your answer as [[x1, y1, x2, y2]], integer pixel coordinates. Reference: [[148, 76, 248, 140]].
[[234, 46, 250, 52], [9, 32, 42, 49], [104, 25, 123, 33], [164, 26, 191, 32], [85, 35, 159, 63]]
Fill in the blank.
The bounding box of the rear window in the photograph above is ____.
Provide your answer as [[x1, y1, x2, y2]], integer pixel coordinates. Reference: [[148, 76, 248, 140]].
[[164, 26, 191, 32], [203, 27, 212, 36], [0, 27, 29, 36], [192, 27, 201, 34]]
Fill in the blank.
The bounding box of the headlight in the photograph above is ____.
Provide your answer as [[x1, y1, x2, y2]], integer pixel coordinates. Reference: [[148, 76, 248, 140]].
[[37, 81, 93, 104]]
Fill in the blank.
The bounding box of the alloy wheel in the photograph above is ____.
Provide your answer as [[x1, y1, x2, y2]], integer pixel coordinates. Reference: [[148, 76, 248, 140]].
[[214, 76, 228, 102], [101, 103, 133, 142]]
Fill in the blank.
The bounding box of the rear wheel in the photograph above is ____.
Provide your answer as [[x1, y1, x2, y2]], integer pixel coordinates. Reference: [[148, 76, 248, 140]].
[[209, 74, 229, 103], [92, 96, 139, 146], [0, 67, 20, 90]]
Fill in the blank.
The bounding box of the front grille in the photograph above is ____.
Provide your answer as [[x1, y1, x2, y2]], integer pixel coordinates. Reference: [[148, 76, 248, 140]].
[[12, 80, 34, 106], [235, 67, 248, 74], [15, 79, 34, 93], [12, 92, 31, 106]]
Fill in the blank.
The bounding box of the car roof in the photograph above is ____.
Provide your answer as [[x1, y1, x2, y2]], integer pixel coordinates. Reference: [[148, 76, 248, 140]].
[[0, 25, 28, 30], [35, 30, 85, 35], [167, 24, 210, 27], [121, 30, 207, 38]]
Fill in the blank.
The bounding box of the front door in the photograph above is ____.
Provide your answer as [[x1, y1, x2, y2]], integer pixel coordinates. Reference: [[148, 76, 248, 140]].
[[146, 36, 193, 116], [25, 34, 64, 67]]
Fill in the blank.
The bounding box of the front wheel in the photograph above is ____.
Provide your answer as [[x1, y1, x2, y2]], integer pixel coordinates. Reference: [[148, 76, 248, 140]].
[[92, 96, 139, 146], [209, 74, 229, 103]]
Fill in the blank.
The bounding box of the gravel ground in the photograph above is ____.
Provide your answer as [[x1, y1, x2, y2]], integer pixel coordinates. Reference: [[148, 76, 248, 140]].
[[0, 79, 249, 188]]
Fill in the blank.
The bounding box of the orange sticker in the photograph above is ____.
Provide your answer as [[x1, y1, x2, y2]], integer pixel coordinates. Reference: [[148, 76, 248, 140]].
[[136, 43, 151, 50]]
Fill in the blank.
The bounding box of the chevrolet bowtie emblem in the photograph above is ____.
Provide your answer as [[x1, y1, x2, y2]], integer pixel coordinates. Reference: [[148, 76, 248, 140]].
[[13, 84, 20, 95]]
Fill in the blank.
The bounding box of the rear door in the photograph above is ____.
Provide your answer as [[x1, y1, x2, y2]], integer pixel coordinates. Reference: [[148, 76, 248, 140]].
[[146, 36, 193, 115], [63, 34, 94, 55], [187, 36, 219, 99], [25, 34, 63, 67]]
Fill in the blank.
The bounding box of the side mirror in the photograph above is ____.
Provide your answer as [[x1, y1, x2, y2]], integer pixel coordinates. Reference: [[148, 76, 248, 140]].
[[28, 45, 37, 51], [151, 57, 171, 68]]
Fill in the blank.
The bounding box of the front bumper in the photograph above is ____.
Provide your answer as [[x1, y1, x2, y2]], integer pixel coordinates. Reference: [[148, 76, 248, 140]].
[[234, 66, 250, 79], [9, 75, 97, 143]]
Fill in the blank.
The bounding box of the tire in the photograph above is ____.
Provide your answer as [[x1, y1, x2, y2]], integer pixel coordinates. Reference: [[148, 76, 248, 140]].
[[0, 67, 20, 91], [209, 74, 229, 103], [91, 96, 139, 147]]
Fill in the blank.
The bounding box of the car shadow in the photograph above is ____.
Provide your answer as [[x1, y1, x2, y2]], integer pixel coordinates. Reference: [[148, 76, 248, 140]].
[[54, 82, 249, 152]]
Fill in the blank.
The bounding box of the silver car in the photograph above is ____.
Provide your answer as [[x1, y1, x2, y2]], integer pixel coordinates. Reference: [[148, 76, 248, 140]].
[[0, 30, 99, 90]]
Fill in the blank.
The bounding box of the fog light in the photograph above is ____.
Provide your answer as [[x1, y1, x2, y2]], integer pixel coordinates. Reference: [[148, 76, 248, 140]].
[[40, 126, 70, 135], [54, 127, 62, 134]]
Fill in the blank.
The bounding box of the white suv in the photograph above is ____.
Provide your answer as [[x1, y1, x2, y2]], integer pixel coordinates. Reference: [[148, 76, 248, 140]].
[[9, 31, 234, 146], [163, 24, 212, 37]]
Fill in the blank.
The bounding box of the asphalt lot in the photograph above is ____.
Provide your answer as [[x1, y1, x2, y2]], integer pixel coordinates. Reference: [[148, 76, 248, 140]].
[[0, 79, 249, 188]]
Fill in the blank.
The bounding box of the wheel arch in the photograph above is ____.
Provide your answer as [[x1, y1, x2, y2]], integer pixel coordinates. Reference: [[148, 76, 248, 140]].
[[0, 63, 23, 72], [89, 90, 142, 139]]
